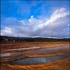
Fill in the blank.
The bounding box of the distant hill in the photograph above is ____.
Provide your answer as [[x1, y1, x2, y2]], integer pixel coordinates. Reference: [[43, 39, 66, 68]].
[[0, 36, 70, 43]]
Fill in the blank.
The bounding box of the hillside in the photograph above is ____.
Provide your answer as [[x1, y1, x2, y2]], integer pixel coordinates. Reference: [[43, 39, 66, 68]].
[[0, 36, 70, 43]]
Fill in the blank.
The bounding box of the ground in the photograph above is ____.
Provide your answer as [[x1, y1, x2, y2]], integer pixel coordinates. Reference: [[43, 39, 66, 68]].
[[0, 41, 70, 70]]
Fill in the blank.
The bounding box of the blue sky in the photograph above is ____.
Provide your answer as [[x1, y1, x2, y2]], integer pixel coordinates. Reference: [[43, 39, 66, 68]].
[[1, 0, 70, 38]]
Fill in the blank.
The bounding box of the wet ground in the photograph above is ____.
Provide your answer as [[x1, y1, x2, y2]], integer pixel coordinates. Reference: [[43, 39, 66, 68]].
[[0, 42, 70, 70]]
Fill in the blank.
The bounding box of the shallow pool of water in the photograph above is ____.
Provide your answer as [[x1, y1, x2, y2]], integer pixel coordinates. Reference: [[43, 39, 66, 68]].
[[11, 55, 70, 65]]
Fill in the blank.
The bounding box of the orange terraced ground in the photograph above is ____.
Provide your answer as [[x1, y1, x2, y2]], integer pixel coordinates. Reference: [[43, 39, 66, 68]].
[[0, 41, 70, 70], [1, 58, 70, 70]]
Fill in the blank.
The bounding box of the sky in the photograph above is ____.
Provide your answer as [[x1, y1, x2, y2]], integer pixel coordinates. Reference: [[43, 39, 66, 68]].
[[1, 0, 70, 38]]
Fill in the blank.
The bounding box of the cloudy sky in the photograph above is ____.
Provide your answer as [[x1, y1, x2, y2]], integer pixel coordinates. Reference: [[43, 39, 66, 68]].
[[1, 0, 70, 38]]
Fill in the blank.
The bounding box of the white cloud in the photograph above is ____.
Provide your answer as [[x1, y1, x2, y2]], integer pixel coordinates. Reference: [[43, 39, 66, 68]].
[[1, 27, 13, 35], [35, 8, 70, 30], [1, 8, 70, 38]]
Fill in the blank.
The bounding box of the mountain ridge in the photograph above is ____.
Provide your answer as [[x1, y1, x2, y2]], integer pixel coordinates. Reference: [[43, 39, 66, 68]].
[[0, 36, 70, 43]]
